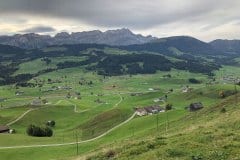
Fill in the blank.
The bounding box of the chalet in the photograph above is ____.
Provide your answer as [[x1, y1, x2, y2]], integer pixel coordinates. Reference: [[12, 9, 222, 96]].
[[135, 108, 148, 116], [153, 96, 166, 103], [135, 105, 165, 116], [188, 102, 204, 112], [57, 86, 72, 90], [144, 105, 163, 114], [182, 86, 193, 93], [31, 99, 42, 106], [15, 91, 24, 96], [0, 125, 10, 133]]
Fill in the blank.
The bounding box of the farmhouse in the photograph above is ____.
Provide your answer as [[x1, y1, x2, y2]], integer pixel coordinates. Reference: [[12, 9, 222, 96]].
[[57, 86, 72, 90], [31, 99, 42, 106], [0, 125, 10, 133], [135, 108, 148, 116], [181, 86, 193, 93], [188, 102, 204, 111], [15, 91, 24, 96], [135, 105, 165, 116]]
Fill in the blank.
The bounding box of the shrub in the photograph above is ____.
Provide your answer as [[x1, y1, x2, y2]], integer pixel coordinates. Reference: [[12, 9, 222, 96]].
[[105, 150, 116, 158], [147, 143, 155, 149], [46, 120, 56, 127], [219, 91, 225, 98], [165, 104, 173, 111], [220, 108, 226, 113], [189, 78, 201, 84]]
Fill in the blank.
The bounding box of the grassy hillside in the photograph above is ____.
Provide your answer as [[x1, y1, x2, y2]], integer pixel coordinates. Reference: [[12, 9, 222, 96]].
[[77, 93, 240, 160], [0, 43, 239, 160]]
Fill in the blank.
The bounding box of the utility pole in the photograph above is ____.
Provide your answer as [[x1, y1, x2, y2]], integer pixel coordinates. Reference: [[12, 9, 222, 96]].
[[75, 130, 79, 156], [165, 111, 169, 136], [132, 126, 135, 137], [156, 112, 159, 135], [234, 79, 238, 106]]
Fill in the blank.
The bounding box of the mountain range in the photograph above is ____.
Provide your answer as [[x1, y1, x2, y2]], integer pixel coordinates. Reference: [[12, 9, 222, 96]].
[[0, 28, 239, 56], [0, 28, 156, 49]]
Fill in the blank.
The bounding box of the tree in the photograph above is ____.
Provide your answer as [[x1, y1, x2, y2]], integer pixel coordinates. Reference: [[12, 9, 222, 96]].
[[44, 127, 53, 137], [46, 120, 56, 127], [189, 78, 201, 84], [165, 103, 173, 111], [26, 124, 53, 137], [42, 99, 48, 104]]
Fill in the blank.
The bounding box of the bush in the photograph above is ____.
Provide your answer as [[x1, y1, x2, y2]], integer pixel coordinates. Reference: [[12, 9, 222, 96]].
[[189, 78, 201, 84], [221, 108, 226, 113], [46, 120, 55, 127], [26, 124, 53, 137], [165, 104, 173, 111], [147, 143, 155, 149], [105, 150, 116, 158]]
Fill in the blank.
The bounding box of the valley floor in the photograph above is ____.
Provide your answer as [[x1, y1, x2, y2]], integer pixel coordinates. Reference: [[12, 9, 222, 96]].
[[0, 66, 240, 160]]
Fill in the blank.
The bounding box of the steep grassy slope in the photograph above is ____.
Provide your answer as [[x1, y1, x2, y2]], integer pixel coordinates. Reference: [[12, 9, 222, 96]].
[[80, 93, 240, 160]]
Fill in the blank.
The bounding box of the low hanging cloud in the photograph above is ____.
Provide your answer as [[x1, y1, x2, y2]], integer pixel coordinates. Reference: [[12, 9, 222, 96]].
[[0, 0, 239, 29], [0, 0, 240, 40], [19, 26, 56, 33]]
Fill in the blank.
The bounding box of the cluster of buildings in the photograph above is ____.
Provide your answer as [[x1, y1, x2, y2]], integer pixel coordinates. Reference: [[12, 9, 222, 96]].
[[135, 105, 165, 116], [222, 75, 240, 84]]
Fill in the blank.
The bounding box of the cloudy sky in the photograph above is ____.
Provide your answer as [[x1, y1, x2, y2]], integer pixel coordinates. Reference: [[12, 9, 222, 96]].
[[0, 0, 239, 41]]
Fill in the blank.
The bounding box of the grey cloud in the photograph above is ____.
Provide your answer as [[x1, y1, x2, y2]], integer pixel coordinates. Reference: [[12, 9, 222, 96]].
[[19, 26, 56, 33], [0, 0, 240, 34], [0, 0, 240, 29]]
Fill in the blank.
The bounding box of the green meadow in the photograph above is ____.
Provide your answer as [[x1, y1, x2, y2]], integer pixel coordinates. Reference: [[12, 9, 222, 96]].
[[0, 59, 239, 160]]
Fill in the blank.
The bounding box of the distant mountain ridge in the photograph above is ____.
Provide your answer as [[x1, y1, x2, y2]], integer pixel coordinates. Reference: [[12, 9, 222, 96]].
[[121, 36, 223, 56], [210, 39, 240, 54], [0, 28, 240, 55], [0, 28, 156, 49]]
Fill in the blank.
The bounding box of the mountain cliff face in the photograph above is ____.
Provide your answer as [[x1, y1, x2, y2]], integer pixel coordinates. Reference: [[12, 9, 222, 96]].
[[0, 28, 156, 49], [0, 33, 52, 49]]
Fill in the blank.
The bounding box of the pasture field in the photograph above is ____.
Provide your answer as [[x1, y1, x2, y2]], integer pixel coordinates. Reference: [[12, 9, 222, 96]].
[[0, 63, 239, 160]]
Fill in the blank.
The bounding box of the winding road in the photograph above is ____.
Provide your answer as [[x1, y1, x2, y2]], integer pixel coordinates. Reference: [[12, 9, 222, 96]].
[[0, 112, 136, 149], [0, 90, 160, 149], [6, 109, 35, 126], [0, 91, 136, 150]]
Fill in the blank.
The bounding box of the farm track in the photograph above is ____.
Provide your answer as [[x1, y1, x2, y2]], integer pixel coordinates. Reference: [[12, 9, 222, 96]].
[[6, 105, 51, 126], [0, 112, 136, 149], [6, 109, 35, 126], [0, 90, 159, 149], [3, 90, 157, 126]]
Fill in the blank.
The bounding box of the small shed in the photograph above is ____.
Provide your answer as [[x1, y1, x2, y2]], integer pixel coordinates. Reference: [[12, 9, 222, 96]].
[[189, 102, 204, 112], [0, 125, 10, 133]]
